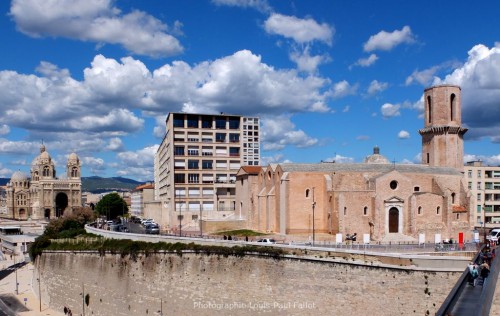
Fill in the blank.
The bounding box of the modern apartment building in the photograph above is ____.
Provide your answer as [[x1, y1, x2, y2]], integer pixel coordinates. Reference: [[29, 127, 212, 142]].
[[155, 112, 260, 233], [465, 160, 500, 228], [130, 183, 155, 217]]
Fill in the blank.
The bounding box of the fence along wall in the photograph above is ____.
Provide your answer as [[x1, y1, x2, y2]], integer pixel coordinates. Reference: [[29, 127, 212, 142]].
[[36, 251, 460, 316]]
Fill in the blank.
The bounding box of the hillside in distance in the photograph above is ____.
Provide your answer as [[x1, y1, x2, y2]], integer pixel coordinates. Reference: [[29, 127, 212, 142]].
[[1, 176, 144, 193], [82, 176, 144, 193]]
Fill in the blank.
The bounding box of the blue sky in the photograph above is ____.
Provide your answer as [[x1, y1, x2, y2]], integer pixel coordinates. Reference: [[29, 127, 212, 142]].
[[0, 0, 499, 182]]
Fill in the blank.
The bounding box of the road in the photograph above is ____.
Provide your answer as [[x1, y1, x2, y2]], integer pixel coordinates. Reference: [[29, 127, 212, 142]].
[[0, 261, 28, 316]]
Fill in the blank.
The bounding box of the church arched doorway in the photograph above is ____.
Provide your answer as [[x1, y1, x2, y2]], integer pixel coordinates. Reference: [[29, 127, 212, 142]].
[[44, 209, 51, 219], [389, 207, 399, 233], [19, 209, 26, 219], [55, 193, 68, 217]]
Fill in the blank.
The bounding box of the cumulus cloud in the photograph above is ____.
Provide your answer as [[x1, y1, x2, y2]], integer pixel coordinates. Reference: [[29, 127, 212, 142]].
[[0, 125, 10, 136], [290, 48, 331, 73], [363, 26, 415, 52], [10, 0, 183, 57], [367, 80, 389, 96], [330, 80, 357, 99], [261, 115, 318, 151], [0, 162, 13, 177], [264, 13, 334, 45], [405, 66, 440, 86], [107, 138, 124, 152], [352, 54, 379, 68], [323, 154, 355, 164], [211, 0, 272, 13], [117, 145, 158, 168], [433, 44, 500, 142], [81, 156, 106, 174], [381, 103, 401, 118], [398, 130, 410, 139]]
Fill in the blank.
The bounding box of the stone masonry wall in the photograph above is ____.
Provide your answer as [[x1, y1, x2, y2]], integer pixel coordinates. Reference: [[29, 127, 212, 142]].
[[35, 251, 460, 316]]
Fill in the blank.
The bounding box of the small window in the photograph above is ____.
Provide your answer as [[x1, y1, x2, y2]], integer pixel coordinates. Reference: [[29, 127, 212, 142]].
[[344, 207, 347, 216], [451, 192, 456, 204], [305, 189, 310, 198], [456, 213, 460, 220], [390, 180, 398, 190], [414, 186, 420, 192], [363, 206, 368, 216], [436, 206, 440, 215], [418, 206, 422, 215]]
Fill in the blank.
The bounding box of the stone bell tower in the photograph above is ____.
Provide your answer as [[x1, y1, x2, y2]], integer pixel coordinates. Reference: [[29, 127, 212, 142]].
[[418, 85, 468, 171]]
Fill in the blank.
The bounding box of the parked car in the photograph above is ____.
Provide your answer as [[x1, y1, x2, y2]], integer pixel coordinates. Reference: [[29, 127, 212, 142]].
[[145, 224, 160, 234], [256, 238, 276, 244]]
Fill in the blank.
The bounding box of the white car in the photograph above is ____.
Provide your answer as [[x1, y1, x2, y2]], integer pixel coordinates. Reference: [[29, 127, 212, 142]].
[[256, 238, 276, 244]]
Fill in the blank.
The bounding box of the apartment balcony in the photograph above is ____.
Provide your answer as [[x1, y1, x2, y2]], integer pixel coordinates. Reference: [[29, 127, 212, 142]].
[[214, 179, 235, 188]]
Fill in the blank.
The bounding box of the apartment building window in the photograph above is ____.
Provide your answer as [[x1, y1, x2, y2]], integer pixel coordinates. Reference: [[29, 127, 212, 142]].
[[478, 170, 481, 178], [477, 193, 481, 201], [216, 133, 226, 142], [468, 170, 472, 178], [187, 116, 198, 128], [188, 160, 199, 169], [229, 147, 240, 157], [216, 118, 226, 129], [173, 114, 184, 127], [477, 205, 482, 213], [468, 182, 472, 190], [188, 147, 199, 156], [229, 133, 240, 142], [174, 146, 185, 156], [188, 173, 199, 183], [229, 118, 240, 129], [202, 160, 213, 169], [174, 174, 185, 184], [201, 116, 212, 128], [477, 183, 481, 190]]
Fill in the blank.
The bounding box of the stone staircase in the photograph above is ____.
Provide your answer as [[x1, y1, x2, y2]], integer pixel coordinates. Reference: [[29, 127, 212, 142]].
[[380, 233, 418, 243]]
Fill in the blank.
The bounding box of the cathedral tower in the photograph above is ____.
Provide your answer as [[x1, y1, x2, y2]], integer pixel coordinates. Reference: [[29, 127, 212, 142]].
[[419, 85, 468, 170]]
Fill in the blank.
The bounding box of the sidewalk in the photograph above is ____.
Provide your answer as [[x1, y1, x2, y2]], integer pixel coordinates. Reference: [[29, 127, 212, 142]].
[[0, 257, 63, 316]]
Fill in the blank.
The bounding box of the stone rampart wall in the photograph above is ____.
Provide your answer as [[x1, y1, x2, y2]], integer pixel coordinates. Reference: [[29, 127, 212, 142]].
[[35, 251, 460, 316]]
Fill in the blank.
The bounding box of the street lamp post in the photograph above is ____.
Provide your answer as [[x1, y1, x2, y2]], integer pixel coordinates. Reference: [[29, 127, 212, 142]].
[[312, 187, 316, 247], [14, 254, 18, 295]]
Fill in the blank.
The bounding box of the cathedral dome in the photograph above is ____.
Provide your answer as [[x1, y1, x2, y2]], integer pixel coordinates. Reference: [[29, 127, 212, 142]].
[[364, 146, 390, 164], [11, 170, 28, 182]]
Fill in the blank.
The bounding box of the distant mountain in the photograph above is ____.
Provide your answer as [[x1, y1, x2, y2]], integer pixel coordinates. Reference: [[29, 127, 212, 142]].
[[82, 176, 144, 193], [0, 176, 144, 193]]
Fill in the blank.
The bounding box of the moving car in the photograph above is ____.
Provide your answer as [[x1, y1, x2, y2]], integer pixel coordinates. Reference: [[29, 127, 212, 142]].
[[486, 228, 500, 244], [256, 238, 276, 244], [145, 224, 160, 235]]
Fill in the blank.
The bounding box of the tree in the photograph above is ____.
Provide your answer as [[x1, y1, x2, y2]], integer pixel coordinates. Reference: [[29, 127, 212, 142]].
[[95, 193, 128, 220]]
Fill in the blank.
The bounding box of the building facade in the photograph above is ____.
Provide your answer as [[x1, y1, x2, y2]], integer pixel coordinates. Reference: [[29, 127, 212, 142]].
[[5, 145, 82, 220], [237, 85, 473, 242], [464, 161, 500, 228], [130, 183, 155, 217], [155, 113, 260, 232]]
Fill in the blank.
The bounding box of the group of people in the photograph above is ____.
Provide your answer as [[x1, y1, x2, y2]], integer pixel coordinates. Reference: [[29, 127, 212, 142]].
[[468, 245, 494, 287]]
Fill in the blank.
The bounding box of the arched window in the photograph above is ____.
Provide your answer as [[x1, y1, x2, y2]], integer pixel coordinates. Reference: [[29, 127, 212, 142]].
[[363, 206, 368, 216], [436, 206, 440, 215], [427, 96, 432, 123], [71, 167, 78, 177], [305, 189, 310, 198], [43, 166, 50, 177], [450, 93, 456, 121], [344, 207, 347, 216], [451, 192, 456, 204], [418, 206, 422, 215]]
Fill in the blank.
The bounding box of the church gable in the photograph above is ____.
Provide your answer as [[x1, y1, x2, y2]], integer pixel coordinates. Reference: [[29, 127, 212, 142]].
[[384, 196, 404, 203]]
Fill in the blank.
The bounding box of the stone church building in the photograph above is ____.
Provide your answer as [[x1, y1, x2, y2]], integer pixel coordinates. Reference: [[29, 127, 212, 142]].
[[236, 85, 472, 242], [5, 145, 82, 220]]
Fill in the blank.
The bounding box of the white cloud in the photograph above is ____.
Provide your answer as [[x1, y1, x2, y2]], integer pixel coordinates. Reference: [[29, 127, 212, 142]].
[[464, 154, 500, 166], [81, 156, 105, 174], [0, 162, 13, 177], [364, 26, 415, 52], [331, 80, 357, 99], [323, 154, 355, 164], [107, 138, 124, 152], [381, 103, 401, 118], [367, 80, 389, 96], [398, 130, 410, 139], [211, 0, 271, 13], [356, 135, 370, 141], [261, 115, 318, 151], [264, 13, 334, 45], [352, 54, 379, 68], [0, 139, 37, 155], [290, 48, 331, 73], [0, 125, 10, 136], [342, 106, 350, 113], [433, 44, 500, 142], [10, 0, 183, 57], [117, 145, 159, 168]]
